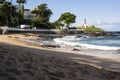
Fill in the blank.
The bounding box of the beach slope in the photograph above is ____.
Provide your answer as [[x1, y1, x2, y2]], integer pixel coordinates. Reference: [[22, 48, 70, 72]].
[[0, 34, 120, 80]]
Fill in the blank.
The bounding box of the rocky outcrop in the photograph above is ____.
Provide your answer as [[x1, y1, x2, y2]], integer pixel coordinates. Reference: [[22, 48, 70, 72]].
[[41, 44, 60, 48], [88, 32, 112, 37]]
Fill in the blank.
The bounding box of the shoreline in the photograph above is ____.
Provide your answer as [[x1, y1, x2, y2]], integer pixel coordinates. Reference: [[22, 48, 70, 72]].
[[0, 33, 120, 79], [25, 34, 120, 60], [1, 33, 120, 62], [0, 34, 120, 68]]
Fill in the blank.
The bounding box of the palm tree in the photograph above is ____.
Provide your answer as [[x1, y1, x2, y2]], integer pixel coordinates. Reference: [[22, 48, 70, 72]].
[[0, 1, 12, 26], [0, 0, 5, 4], [16, 0, 26, 25], [16, 0, 26, 7], [16, 0, 26, 14]]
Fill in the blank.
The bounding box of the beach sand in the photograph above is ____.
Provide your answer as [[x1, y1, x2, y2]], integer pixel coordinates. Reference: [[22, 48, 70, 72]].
[[0, 34, 120, 80]]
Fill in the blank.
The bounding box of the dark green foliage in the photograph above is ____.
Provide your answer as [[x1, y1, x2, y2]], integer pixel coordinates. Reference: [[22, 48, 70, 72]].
[[16, 0, 26, 4], [57, 12, 76, 29], [0, 0, 5, 4], [0, 1, 17, 27], [31, 3, 52, 22], [30, 20, 52, 29], [31, 3, 53, 29], [53, 21, 64, 29], [16, 0, 26, 26]]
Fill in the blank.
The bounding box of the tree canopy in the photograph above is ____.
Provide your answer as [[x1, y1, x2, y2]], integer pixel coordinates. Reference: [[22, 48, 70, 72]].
[[16, 0, 27, 26], [16, 0, 26, 4], [0, 2, 78, 29], [31, 3, 53, 29], [31, 3, 53, 22], [0, 1, 17, 26], [58, 12, 76, 29], [0, 0, 5, 4]]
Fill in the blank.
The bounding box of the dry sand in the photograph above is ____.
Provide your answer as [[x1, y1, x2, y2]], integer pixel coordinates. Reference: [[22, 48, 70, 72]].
[[0, 34, 120, 80]]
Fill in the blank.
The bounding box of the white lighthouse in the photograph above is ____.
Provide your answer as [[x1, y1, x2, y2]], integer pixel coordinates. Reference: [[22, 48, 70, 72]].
[[84, 18, 87, 28]]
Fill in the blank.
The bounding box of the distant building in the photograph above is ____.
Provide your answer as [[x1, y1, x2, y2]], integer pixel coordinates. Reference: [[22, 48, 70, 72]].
[[15, 5, 20, 12], [14, 5, 35, 20], [78, 19, 95, 29], [24, 9, 35, 20], [78, 24, 95, 29]]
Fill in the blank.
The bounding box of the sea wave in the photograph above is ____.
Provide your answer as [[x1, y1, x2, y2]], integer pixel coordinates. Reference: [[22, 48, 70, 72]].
[[54, 36, 120, 50]]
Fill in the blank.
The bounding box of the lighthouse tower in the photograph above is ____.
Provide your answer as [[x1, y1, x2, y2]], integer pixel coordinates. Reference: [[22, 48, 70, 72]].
[[84, 19, 87, 28]]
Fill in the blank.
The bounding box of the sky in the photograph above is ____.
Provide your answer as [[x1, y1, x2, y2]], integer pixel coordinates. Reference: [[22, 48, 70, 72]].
[[11, 0, 120, 31]]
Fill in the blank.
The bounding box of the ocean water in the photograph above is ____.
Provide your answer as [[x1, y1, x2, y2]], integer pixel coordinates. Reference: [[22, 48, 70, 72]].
[[25, 33, 120, 59], [54, 34, 120, 50], [53, 34, 120, 59]]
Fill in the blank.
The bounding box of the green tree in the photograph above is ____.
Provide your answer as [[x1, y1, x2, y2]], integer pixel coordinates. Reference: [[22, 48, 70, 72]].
[[53, 21, 64, 29], [0, 1, 12, 26], [0, 0, 5, 4], [16, 0, 26, 16], [31, 3, 53, 29], [16, 0, 26, 25], [0, 0, 6, 25], [31, 3, 53, 22], [58, 12, 76, 29], [0, 1, 18, 27]]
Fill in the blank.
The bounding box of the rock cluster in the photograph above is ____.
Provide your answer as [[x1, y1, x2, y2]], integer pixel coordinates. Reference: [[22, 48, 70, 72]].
[[88, 32, 112, 37]]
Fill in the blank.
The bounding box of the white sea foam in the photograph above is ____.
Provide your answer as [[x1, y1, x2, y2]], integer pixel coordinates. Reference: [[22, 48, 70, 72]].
[[23, 35, 120, 59], [54, 36, 120, 50], [77, 43, 120, 50]]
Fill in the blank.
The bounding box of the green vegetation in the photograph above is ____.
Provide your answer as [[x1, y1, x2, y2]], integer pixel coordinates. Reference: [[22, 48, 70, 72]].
[[83, 27, 104, 33], [0, 1, 17, 26], [57, 12, 76, 29], [53, 21, 64, 29], [0, 0, 76, 29], [1, 0, 101, 30], [16, 0, 26, 26], [31, 3, 53, 29], [31, 3, 52, 22], [0, 0, 77, 29], [0, 0, 5, 4]]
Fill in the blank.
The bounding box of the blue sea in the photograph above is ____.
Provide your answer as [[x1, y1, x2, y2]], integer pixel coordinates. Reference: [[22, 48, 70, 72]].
[[25, 33, 120, 59], [54, 33, 120, 50]]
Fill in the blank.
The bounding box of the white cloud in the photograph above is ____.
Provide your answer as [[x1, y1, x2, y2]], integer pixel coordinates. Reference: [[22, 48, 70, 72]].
[[96, 19, 108, 25], [95, 21, 120, 31]]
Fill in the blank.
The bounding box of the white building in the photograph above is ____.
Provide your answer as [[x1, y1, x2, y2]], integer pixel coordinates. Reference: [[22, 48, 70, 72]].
[[78, 19, 95, 29], [14, 5, 35, 20], [24, 9, 35, 20]]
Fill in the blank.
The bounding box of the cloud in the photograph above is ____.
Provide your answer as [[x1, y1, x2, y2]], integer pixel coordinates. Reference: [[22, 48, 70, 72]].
[[96, 19, 108, 25], [95, 21, 120, 31], [106, 22, 120, 25]]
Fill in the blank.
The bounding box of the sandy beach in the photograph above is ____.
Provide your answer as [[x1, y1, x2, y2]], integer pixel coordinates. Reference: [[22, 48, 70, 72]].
[[0, 33, 120, 80]]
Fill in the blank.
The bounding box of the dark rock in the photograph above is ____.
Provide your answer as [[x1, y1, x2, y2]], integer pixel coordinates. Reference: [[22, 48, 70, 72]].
[[41, 45, 60, 48], [73, 48, 80, 51], [75, 36, 83, 38], [88, 32, 112, 37]]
